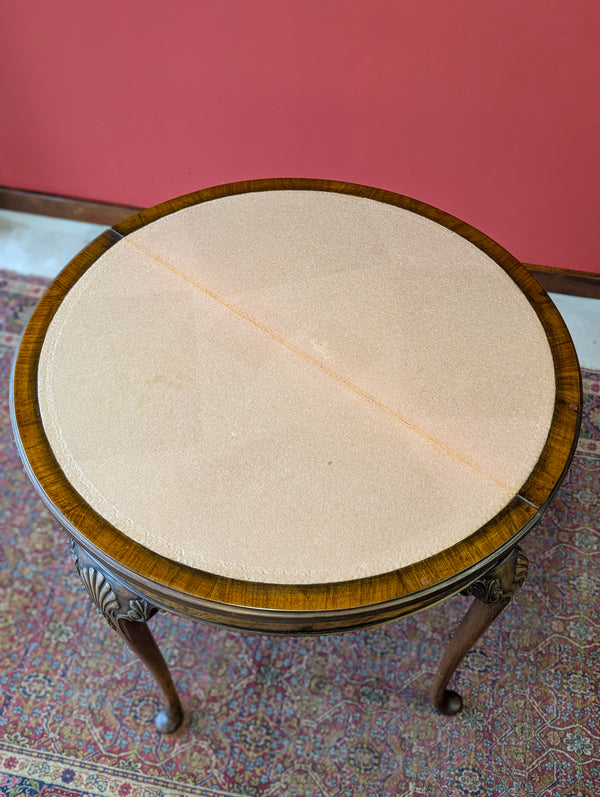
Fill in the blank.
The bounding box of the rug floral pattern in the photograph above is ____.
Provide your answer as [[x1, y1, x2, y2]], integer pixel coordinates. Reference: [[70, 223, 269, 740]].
[[0, 269, 598, 797]]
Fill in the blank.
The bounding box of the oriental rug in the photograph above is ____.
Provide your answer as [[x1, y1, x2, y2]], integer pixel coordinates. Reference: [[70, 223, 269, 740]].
[[0, 268, 598, 797]]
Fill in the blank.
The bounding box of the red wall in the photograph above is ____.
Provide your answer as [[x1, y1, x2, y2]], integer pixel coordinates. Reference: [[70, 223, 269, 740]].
[[1, 0, 599, 272]]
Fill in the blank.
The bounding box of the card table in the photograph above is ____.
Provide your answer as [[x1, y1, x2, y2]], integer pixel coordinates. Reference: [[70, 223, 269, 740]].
[[11, 179, 581, 732]]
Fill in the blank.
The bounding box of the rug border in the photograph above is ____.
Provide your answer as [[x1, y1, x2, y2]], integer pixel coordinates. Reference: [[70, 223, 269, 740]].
[[0, 740, 240, 797]]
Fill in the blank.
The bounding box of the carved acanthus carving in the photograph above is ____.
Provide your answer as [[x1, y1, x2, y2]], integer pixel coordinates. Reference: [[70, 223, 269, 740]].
[[462, 546, 529, 604]]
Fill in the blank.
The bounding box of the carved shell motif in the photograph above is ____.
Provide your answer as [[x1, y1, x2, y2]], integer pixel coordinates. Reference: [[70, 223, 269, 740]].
[[79, 567, 120, 617]]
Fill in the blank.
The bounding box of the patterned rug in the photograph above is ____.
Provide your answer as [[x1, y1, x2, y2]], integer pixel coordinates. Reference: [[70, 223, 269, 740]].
[[0, 268, 598, 797]]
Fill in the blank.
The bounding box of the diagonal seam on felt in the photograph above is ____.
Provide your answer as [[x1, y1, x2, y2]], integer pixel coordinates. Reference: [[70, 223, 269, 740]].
[[124, 236, 523, 497]]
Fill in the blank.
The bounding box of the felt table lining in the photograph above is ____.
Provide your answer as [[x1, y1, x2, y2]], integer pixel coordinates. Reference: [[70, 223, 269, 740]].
[[37, 191, 555, 584]]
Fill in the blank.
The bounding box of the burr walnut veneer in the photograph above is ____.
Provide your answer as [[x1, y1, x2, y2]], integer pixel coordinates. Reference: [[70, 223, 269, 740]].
[[11, 179, 581, 732]]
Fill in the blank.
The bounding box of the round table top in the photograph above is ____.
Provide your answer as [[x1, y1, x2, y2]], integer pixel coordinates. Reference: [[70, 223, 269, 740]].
[[12, 179, 581, 632]]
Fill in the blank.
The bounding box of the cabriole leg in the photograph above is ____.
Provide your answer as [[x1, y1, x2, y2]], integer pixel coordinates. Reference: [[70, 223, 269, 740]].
[[431, 545, 529, 715], [70, 540, 184, 733]]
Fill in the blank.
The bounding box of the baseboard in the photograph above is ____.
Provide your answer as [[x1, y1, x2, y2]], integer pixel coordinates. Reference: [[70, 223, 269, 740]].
[[524, 264, 600, 299], [2, 186, 599, 298], [0, 186, 141, 227]]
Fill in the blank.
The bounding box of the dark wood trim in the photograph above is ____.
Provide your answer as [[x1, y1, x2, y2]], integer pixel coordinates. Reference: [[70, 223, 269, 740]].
[[0, 186, 141, 227], [525, 264, 600, 299]]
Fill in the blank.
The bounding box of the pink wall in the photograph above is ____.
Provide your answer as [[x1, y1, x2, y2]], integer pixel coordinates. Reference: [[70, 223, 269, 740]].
[[1, 0, 599, 272]]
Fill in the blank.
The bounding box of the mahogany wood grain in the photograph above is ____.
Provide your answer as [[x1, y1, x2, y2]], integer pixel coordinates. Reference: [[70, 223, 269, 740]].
[[117, 618, 184, 733]]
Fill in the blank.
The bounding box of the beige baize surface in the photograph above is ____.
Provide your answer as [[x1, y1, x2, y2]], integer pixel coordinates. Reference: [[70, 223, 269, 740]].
[[38, 191, 555, 584]]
